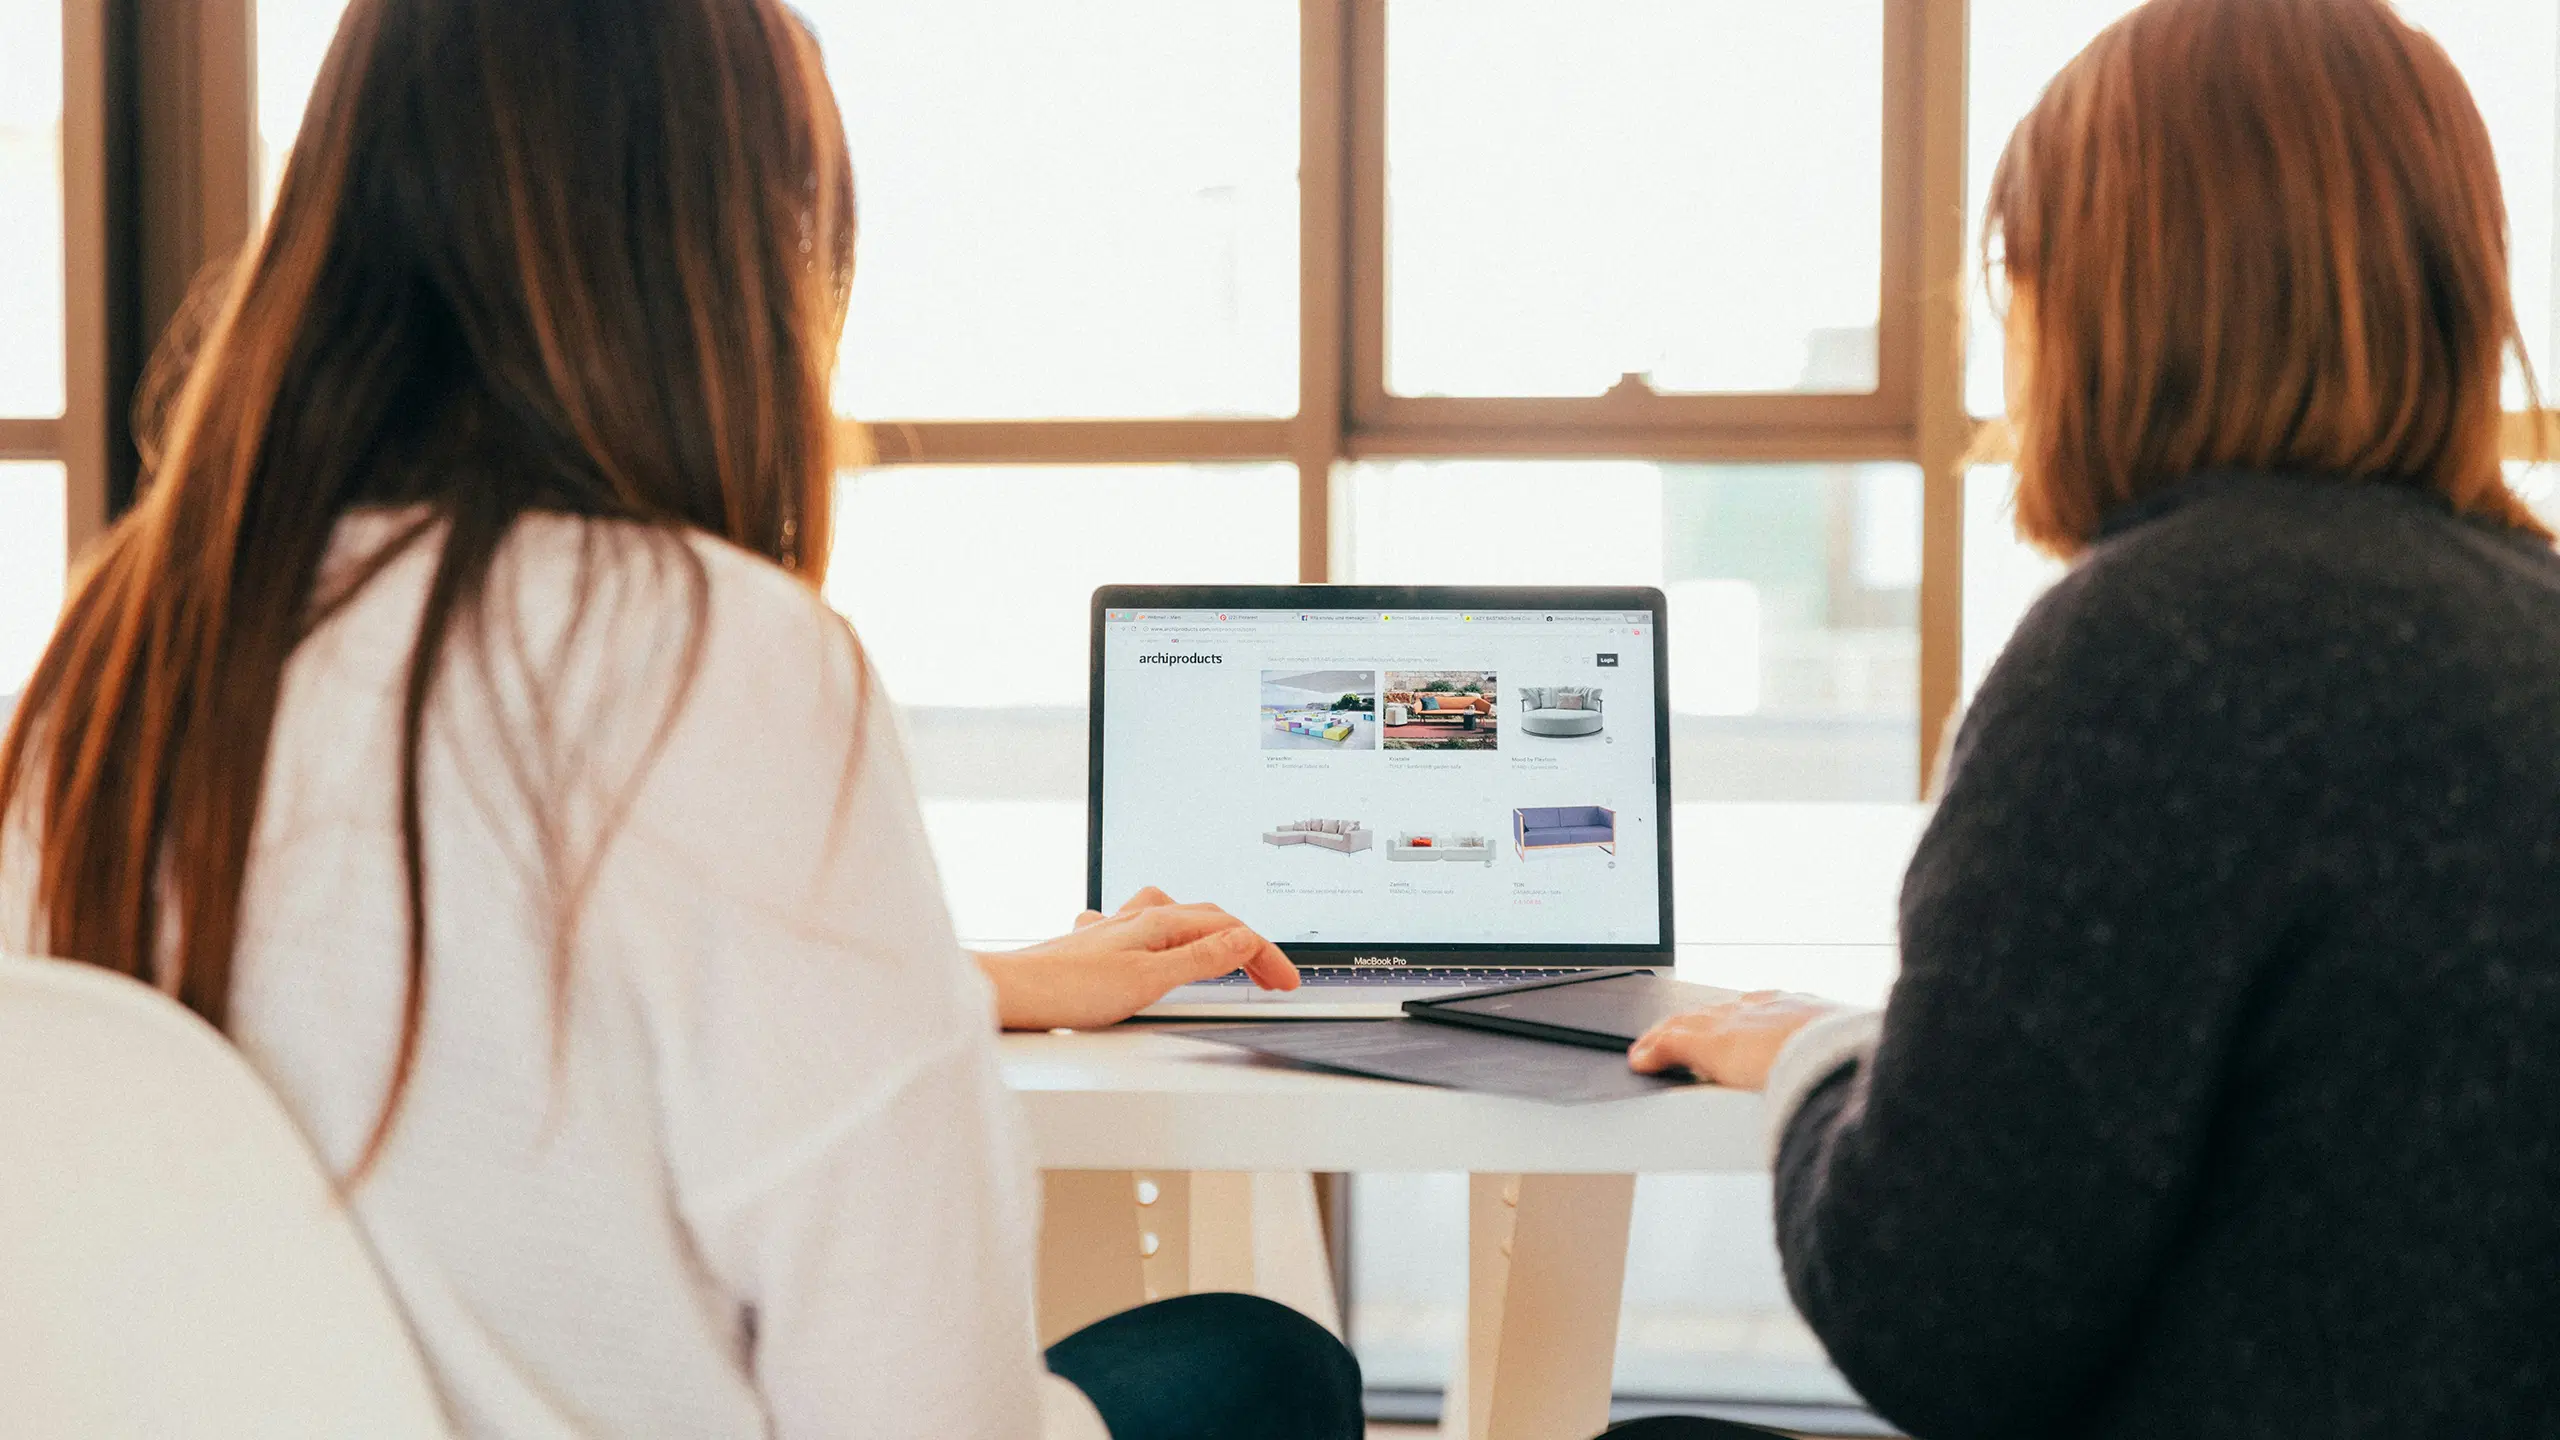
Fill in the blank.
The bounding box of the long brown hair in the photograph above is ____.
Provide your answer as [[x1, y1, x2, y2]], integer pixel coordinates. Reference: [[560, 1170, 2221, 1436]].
[[1986, 0, 2551, 555], [0, 0, 856, 1168]]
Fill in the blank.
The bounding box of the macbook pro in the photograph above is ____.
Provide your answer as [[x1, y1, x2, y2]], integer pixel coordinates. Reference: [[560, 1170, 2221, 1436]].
[[1088, 586, 1674, 1019]]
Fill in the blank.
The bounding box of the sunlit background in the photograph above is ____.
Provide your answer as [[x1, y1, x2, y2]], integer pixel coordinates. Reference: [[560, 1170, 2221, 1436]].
[[1, 0, 68, 694], [2, 0, 2556, 1419]]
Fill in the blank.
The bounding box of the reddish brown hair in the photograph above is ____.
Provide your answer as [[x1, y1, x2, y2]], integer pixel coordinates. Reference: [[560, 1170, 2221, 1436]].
[[1986, 0, 2550, 555], [0, 0, 856, 1171]]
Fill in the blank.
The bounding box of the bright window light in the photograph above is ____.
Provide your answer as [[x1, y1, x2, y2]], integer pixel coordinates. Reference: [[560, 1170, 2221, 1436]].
[[0, 0, 65, 417], [0, 463, 67, 699], [1387, 0, 1885, 398]]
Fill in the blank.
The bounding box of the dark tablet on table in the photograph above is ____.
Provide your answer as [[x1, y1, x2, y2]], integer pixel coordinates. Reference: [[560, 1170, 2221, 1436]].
[[1403, 968, 1739, 1052]]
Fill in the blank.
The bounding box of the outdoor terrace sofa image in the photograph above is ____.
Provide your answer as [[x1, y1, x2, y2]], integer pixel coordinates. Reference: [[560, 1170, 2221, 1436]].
[[1382, 691, 1492, 727], [1513, 806, 1615, 858], [1517, 686, 1603, 737], [1263, 819, 1373, 853]]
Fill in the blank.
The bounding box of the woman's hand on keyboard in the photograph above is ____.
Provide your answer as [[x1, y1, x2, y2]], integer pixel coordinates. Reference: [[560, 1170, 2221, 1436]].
[[973, 888, 1299, 1031]]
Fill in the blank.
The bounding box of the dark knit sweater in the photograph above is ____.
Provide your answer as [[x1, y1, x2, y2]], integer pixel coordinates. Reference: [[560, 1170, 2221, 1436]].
[[1777, 472, 2560, 1439]]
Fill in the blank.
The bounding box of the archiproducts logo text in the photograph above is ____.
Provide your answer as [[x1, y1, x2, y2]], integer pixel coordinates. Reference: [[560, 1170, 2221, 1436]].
[[1137, 652, 1224, 665]]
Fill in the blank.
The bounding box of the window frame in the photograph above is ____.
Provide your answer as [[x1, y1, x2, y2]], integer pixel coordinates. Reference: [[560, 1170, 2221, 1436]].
[[50, 0, 2560, 790], [850, 0, 1970, 784], [6, 4, 99, 560], [1341, 0, 1930, 445], [36, 0, 261, 563]]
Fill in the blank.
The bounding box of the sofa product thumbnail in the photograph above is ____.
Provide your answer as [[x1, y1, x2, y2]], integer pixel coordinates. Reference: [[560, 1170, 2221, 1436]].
[[1518, 686, 1604, 737], [1382, 690, 1492, 728], [1263, 819, 1373, 854], [1274, 711, 1355, 743], [1381, 672, 1501, 750], [1513, 806, 1616, 858], [1259, 669, 1378, 752], [1387, 831, 1495, 864]]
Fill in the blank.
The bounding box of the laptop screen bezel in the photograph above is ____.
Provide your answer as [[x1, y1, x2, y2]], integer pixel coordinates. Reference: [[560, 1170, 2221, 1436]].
[[1088, 584, 1675, 966]]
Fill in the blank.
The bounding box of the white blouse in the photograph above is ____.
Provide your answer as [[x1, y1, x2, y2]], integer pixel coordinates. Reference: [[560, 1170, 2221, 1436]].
[[2, 514, 1097, 1438]]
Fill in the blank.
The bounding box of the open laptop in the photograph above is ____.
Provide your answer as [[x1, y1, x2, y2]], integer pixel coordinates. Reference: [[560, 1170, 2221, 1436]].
[[1090, 585, 1674, 1019]]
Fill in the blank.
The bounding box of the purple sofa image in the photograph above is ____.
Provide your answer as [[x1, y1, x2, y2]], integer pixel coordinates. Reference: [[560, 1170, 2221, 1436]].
[[1513, 805, 1616, 859]]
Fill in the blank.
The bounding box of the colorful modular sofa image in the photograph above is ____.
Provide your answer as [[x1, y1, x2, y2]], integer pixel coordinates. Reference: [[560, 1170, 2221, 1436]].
[[1517, 685, 1603, 737], [1386, 829, 1494, 864], [1260, 670, 1379, 751], [1262, 818, 1374, 853], [1274, 711, 1356, 742], [1513, 806, 1616, 859]]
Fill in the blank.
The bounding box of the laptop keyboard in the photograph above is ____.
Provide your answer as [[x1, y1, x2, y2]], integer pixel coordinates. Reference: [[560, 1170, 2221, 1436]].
[[1196, 966, 1568, 988]]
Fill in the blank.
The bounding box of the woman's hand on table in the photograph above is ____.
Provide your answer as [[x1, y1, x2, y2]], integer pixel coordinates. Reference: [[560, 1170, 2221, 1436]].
[[973, 888, 1299, 1031], [1627, 990, 1854, 1090]]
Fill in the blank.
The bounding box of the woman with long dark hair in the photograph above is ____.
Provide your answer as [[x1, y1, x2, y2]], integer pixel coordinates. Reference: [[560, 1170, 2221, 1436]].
[[0, 2, 1352, 1435], [1618, 0, 2560, 1435]]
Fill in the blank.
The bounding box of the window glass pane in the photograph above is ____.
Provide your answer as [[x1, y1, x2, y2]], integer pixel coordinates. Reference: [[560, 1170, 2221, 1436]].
[[2407, 0, 2559, 403], [1387, 1, 1885, 399], [1968, 0, 2560, 415], [1964, 463, 2560, 713], [0, 462, 67, 701], [2510, 459, 2560, 534], [0, 1, 64, 416], [1344, 460, 1919, 801], [260, 3, 1303, 421], [824, 464, 1298, 942], [1356, 1170, 1863, 1408], [1962, 465, 2067, 701], [1342, 466, 1912, 1409], [799, 2, 1300, 420], [257, 0, 351, 218]]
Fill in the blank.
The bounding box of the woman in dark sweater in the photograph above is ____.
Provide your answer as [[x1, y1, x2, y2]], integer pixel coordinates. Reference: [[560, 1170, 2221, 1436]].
[[1613, 1, 2560, 1436]]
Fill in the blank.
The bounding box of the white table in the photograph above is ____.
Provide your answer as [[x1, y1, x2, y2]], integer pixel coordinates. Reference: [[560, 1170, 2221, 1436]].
[[1001, 989, 1794, 1440]]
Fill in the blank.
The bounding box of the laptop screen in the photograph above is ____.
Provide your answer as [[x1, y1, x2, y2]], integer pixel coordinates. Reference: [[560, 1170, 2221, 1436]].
[[1094, 599, 1666, 950]]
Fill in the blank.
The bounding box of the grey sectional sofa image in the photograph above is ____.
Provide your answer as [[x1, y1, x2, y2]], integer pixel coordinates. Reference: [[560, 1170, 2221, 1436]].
[[1263, 819, 1373, 853], [1518, 686, 1603, 737], [1513, 806, 1616, 858]]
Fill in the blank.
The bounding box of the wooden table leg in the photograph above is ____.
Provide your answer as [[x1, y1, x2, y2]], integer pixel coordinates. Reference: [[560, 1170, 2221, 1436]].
[[1444, 1173, 1637, 1440], [1153, 1171, 1344, 1334], [1037, 1171, 1145, 1347], [1039, 1170, 1344, 1348], [1246, 1171, 1345, 1336]]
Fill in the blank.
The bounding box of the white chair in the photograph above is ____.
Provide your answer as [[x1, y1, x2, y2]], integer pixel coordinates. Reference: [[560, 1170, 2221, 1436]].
[[0, 951, 452, 1439]]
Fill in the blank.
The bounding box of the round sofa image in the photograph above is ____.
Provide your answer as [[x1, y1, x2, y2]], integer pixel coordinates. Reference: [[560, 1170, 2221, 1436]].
[[1386, 831, 1494, 865], [1262, 818, 1373, 854], [1517, 686, 1603, 737]]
